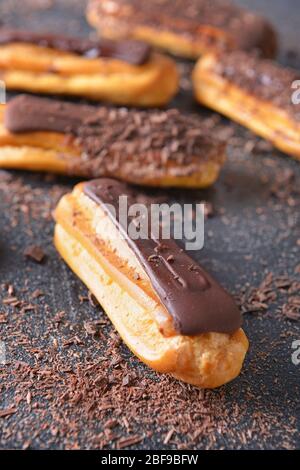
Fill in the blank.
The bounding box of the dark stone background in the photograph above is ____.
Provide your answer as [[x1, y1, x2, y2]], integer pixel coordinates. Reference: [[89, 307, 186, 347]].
[[0, 0, 299, 450]]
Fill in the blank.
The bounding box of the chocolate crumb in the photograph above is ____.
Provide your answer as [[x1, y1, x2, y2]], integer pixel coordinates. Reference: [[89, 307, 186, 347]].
[[117, 435, 144, 449], [84, 321, 99, 336], [0, 408, 17, 418], [24, 245, 46, 263]]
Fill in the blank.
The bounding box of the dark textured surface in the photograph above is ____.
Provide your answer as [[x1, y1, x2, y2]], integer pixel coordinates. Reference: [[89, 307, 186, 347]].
[[0, 0, 299, 450]]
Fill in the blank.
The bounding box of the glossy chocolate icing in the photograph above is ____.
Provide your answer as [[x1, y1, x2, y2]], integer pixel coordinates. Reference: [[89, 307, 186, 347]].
[[83, 178, 242, 336], [4, 95, 96, 134], [0, 28, 151, 65]]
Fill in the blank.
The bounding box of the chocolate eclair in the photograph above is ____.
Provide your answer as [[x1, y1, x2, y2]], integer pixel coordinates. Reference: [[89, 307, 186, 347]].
[[87, 0, 277, 59], [54, 178, 249, 388], [193, 51, 300, 161], [0, 28, 178, 106], [0, 95, 226, 188]]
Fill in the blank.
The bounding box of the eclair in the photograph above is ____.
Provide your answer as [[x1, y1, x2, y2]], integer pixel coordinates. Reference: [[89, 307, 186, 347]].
[[0, 29, 178, 106], [0, 95, 226, 188], [193, 51, 300, 161], [87, 0, 277, 59], [54, 178, 249, 388]]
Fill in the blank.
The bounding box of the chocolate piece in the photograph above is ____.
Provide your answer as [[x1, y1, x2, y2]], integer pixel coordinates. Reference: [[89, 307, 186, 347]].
[[91, 0, 277, 57], [5, 95, 225, 179], [213, 51, 300, 119], [24, 245, 46, 263], [0, 28, 151, 65], [83, 178, 242, 335]]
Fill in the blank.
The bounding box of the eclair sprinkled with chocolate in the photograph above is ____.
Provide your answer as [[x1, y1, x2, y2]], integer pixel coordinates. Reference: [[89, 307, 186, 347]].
[[0, 95, 226, 188], [193, 51, 300, 160], [87, 0, 277, 59], [0, 28, 178, 106], [54, 178, 249, 388]]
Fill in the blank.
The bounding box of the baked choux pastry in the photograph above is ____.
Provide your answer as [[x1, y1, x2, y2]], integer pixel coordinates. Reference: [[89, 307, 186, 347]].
[[193, 51, 300, 161], [53, 178, 249, 388], [0, 95, 226, 188], [87, 0, 277, 59], [0, 29, 178, 106]]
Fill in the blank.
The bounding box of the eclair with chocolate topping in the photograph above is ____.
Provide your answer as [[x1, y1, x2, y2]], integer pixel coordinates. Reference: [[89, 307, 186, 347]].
[[87, 0, 277, 59], [54, 178, 248, 388], [193, 51, 300, 161], [0, 29, 178, 106], [0, 95, 226, 188]]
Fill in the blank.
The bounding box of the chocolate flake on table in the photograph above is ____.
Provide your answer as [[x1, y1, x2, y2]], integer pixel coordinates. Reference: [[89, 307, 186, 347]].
[[31, 289, 44, 299], [0, 28, 151, 65], [117, 435, 144, 449], [282, 297, 300, 321], [239, 272, 300, 323], [84, 178, 242, 336], [0, 408, 17, 418], [5, 95, 225, 179], [83, 321, 99, 336], [213, 51, 300, 119], [24, 245, 46, 263], [0, 313, 8, 323]]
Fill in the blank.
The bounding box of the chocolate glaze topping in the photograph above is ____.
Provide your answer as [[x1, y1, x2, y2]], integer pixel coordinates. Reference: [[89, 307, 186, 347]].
[[83, 178, 242, 336], [0, 28, 151, 65], [92, 0, 277, 57], [5, 95, 225, 179], [5, 95, 95, 134], [213, 51, 300, 120]]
